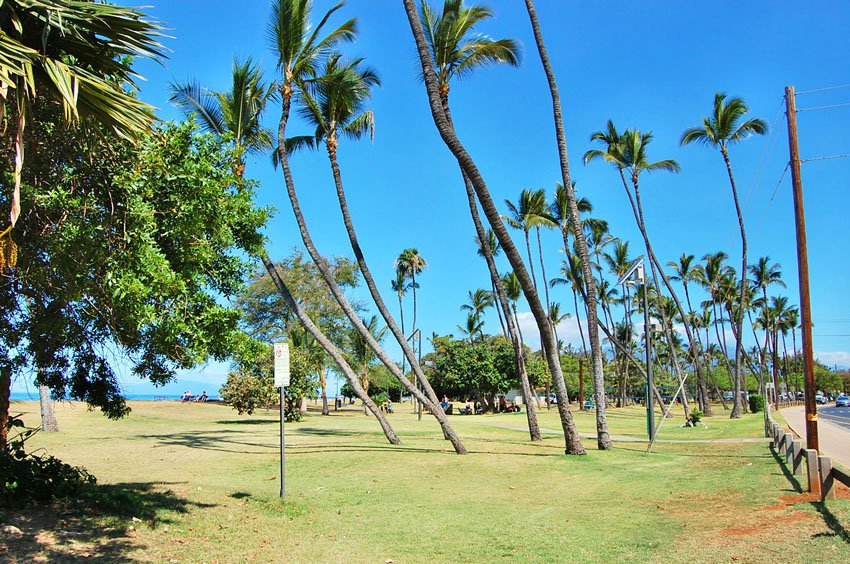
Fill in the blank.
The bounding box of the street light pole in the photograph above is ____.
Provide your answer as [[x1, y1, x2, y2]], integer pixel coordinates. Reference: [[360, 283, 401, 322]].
[[640, 263, 655, 442]]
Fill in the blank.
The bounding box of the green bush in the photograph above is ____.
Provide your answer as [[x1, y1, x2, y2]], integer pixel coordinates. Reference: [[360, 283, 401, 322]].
[[1, 417, 96, 506], [749, 394, 765, 413], [688, 410, 703, 427]]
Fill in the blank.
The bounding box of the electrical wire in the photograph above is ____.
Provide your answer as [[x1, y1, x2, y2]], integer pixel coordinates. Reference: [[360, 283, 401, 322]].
[[796, 84, 850, 95], [797, 102, 850, 112], [801, 154, 850, 163]]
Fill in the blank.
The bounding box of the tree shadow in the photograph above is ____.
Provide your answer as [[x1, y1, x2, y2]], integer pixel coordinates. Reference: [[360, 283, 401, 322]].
[[1, 482, 215, 562], [811, 501, 850, 544], [137, 430, 277, 454], [769, 444, 804, 493], [215, 419, 277, 425]]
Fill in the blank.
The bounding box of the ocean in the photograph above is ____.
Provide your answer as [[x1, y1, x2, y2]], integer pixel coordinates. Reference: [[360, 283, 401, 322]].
[[9, 393, 217, 402]]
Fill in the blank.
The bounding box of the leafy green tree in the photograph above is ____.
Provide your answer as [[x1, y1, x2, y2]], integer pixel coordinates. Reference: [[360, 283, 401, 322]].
[[681, 93, 768, 418], [0, 109, 269, 449], [0, 0, 164, 233]]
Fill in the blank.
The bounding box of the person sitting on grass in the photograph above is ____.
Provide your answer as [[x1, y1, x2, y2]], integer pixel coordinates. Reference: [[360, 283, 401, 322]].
[[196, 391, 208, 403], [181, 390, 193, 402]]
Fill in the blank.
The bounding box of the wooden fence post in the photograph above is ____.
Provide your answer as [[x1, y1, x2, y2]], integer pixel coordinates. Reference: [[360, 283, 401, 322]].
[[805, 449, 820, 495], [791, 440, 803, 475], [785, 434, 795, 465], [818, 455, 834, 501]]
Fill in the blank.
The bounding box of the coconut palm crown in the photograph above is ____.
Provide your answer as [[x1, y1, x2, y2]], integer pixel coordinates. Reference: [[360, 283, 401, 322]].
[[680, 93, 767, 150]]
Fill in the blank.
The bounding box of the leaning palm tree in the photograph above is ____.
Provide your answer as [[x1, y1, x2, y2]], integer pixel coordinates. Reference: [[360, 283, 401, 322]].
[[169, 57, 275, 176], [682, 92, 767, 419], [519, 0, 608, 450], [268, 0, 457, 448], [420, 0, 542, 442], [395, 248, 428, 335], [0, 0, 165, 235], [404, 0, 582, 453]]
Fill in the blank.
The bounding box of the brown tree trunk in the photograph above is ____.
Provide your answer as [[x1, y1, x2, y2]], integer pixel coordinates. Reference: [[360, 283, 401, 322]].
[[319, 370, 329, 416], [259, 251, 400, 445], [403, 0, 585, 454], [522, 0, 610, 450], [274, 86, 466, 453], [0, 366, 10, 451]]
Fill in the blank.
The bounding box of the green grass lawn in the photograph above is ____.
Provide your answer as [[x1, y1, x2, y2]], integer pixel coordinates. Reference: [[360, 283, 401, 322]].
[[4, 400, 849, 562]]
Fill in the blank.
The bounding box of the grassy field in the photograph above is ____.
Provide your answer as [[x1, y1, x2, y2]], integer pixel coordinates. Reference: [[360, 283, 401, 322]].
[[3, 400, 849, 562]]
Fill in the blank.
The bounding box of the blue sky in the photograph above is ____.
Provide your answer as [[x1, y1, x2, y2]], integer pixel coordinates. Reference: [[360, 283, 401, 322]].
[[17, 1, 850, 397]]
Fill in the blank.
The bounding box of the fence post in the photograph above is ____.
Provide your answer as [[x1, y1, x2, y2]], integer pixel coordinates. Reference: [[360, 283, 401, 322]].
[[818, 455, 834, 501], [805, 449, 820, 495], [790, 440, 803, 475]]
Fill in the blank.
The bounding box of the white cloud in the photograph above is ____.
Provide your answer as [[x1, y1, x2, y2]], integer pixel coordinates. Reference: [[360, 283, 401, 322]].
[[514, 311, 589, 351], [815, 351, 850, 369]]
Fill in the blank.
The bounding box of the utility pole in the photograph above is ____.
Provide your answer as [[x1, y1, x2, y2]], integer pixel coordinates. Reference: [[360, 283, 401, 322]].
[[785, 85, 818, 451]]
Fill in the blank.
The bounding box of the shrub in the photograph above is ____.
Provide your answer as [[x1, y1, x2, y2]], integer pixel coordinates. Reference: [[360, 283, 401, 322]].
[[749, 394, 765, 413], [1, 417, 96, 506], [688, 410, 704, 427]]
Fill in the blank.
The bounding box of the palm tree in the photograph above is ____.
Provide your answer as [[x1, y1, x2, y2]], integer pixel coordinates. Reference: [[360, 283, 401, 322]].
[[474, 229, 507, 336], [682, 93, 767, 418], [169, 57, 275, 176], [391, 269, 412, 339], [502, 272, 524, 345], [503, 189, 552, 295], [395, 248, 428, 335], [404, 0, 582, 453], [268, 0, 460, 450], [457, 312, 485, 344], [461, 288, 495, 325], [550, 183, 592, 256], [0, 0, 164, 234], [420, 0, 541, 443]]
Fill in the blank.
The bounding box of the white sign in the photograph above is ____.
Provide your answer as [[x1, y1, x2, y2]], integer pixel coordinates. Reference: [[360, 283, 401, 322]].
[[274, 342, 290, 387]]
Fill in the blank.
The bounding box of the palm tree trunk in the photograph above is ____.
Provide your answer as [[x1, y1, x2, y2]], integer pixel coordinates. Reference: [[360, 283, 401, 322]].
[[319, 370, 329, 416], [403, 0, 584, 454], [720, 146, 748, 419], [259, 250, 399, 444], [0, 365, 10, 451], [536, 227, 553, 322], [275, 87, 465, 453], [522, 0, 608, 450], [39, 383, 58, 432], [411, 269, 418, 335], [683, 283, 712, 416]]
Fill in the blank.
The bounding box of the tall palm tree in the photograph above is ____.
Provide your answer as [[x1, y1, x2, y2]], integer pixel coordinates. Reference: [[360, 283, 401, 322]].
[[395, 248, 428, 335], [503, 189, 552, 296], [404, 0, 582, 453], [269, 0, 460, 450], [461, 288, 495, 326], [0, 0, 164, 234], [502, 272, 524, 345], [420, 0, 541, 442], [550, 183, 592, 256], [457, 312, 485, 344], [391, 268, 411, 339], [474, 229, 507, 336], [169, 57, 275, 176], [682, 93, 767, 418]]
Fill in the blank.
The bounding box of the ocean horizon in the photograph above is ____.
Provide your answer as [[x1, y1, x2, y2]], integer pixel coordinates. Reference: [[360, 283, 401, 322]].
[[9, 392, 219, 402]]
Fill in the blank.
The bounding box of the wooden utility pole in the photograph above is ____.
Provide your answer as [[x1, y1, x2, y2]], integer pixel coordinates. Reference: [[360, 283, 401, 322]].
[[785, 85, 819, 451]]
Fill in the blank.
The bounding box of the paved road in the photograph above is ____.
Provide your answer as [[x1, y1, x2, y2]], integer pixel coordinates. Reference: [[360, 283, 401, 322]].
[[819, 405, 850, 432], [782, 405, 850, 469]]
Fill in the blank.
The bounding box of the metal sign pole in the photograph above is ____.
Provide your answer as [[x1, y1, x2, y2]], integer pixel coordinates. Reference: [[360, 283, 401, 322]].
[[274, 342, 291, 499]]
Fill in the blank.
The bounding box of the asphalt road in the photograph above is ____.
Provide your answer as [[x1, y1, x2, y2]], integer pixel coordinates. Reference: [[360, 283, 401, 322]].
[[819, 405, 850, 432]]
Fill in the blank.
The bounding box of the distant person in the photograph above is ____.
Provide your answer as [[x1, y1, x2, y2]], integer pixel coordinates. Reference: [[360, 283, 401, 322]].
[[197, 391, 208, 403], [182, 390, 192, 402]]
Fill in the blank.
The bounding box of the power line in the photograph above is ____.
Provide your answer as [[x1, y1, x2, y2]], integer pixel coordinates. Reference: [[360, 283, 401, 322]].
[[801, 154, 850, 163], [797, 102, 850, 112], [769, 163, 790, 203], [796, 84, 850, 95]]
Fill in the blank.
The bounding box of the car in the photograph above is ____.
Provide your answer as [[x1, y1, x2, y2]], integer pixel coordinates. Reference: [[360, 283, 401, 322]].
[[815, 394, 827, 405], [836, 395, 850, 407], [583, 400, 594, 410]]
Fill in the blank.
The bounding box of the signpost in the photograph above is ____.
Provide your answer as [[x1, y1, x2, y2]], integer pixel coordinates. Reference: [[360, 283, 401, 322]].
[[274, 342, 290, 498]]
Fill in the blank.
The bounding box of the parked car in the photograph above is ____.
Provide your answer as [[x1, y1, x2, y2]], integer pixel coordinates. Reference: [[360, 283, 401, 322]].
[[815, 393, 827, 405], [836, 395, 850, 407], [583, 399, 594, 410]]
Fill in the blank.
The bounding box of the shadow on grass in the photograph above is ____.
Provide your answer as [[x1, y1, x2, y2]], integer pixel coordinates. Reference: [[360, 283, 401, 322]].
[[2, 482, 214, 562], [615, 444, 773, 459], [769, 444, 804, 493], [811, 501, 850, 544], [137, 430, 277, 454], [215, 419, 277, 425]]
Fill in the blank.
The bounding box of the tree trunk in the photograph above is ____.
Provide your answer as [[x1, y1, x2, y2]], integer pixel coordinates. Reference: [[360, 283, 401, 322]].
[[0, 365, 10, 451], [39, 384, 58, 432], [259, 250, 400, 445], [683, 284, 712, 416], [403, 0, 585, 454], [275, 85, 466, 453], [521, 0, 608, 450], [721, 146, 748, 419]]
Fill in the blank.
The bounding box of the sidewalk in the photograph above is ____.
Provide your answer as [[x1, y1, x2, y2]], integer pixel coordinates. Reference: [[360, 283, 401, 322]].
[[781, 406, 850, 469]]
